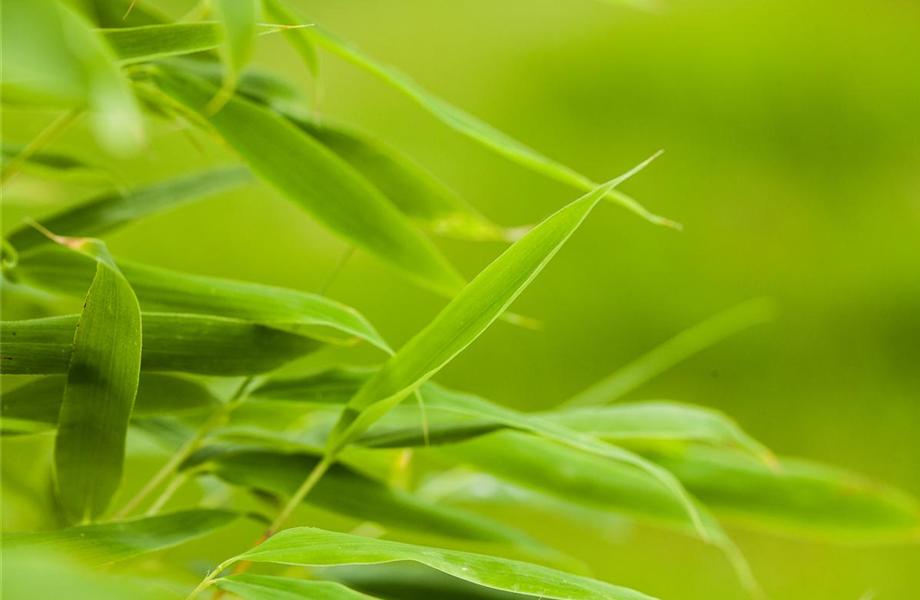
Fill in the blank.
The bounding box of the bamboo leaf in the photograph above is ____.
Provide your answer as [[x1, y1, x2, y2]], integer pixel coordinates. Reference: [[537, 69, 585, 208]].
[[291, 20, 676, 228], [262, 0, 319, 77], [46, 234, 141, 523], [152, 66, 466, 296], [222, 527, 659, 600], [103, 23, 224, 65], [1, 142, 111, 182], [0, 313, 322, 376], [214, 575, 379, 600], [652, 446, 920, 544], [14, 248, 390, 352], [2, 509, 239, 566], [4, 167, 253, 255], [210, 0, 261, 110], [186, 447, 539, 547], [324, 160, 658, 457], [562, 298, 777, 407], [1, 373, 218, 424], [290, 116, 525, 242]]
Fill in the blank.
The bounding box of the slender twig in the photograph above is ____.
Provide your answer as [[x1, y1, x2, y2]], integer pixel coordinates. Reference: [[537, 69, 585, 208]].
[[1, 110, 82, 186], [114, 377, 254, 519]]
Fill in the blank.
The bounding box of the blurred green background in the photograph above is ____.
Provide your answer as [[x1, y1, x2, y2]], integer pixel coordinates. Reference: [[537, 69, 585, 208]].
[[2, 0, 918, 598]]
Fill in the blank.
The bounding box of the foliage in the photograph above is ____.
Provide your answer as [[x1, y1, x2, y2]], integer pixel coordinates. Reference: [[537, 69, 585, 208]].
[[1, 1, 917, 600]]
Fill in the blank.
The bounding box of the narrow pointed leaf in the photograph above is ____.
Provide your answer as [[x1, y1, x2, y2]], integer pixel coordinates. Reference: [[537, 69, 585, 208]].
[[188, 447, 536, 547], [5, 167, 252, 255], [50, 236, 141, 522], [326, 158, 656, 454], [562, 298, 777, 407], [14, 248, 390, 352], [652, 447, 920, 544], [297, 22, 674, 227], [263, 0, 319, 77], [152, 67, 466, 296], [228, 527, 658, 600], [2, 509, 239, 566], [1, 143, 110, 182], [1, 373, 218, 424], [214, 575, 379, 600], [0, 313, 321, 376], [103, 23, 225, 65]]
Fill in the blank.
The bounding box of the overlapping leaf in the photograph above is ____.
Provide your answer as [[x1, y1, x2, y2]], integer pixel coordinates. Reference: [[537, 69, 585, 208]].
[[1, 313, 321, 376], [223, 527, 658, 600], [214, 575, 378, 600]]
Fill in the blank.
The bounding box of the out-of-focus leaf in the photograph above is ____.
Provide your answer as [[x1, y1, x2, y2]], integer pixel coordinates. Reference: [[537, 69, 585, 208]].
[[4, 167, 253, 255], [4, 549, 173, 600], [50, 236, 141, 523], [224, 527, 658, 600], [211, 0, 261, 109], [1, 373, 218, 424], [14, 248, 390, 352], [262, 0, 319, 77], [152, 67, 466, 296], [326, 564, 534, 600], [86, 0, 169, 27], [214, 575, 379, 600], [652, 446, 920, 544], [291, 116, 524, 242], [1, 143, 110, 182], [0, 313, 322, 376], [186, 447, 537, 547], [103, 23, 224, 65], [562, 298, 777, 407], [295, 23, 675, 228], [167, 58, 302, 108], [2, 509, 239, 566], [325, 159, 657, 456]]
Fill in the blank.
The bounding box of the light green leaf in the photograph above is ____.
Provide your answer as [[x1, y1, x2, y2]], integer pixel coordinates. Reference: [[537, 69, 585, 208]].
[[2, 509, 239, 566], [4, 167, 253, 255], [222, 527, 658, 600], [103, 22, 224, 65], [324, 158, 660, 453], [14, 248, 390, 352], [4, 549, 174, 600], [562, 298, 777, 407], [186, 447, 537, 547], [47, 235, 141, 523], [1, 142, 110, 182], [214, 575, 379, 600], [1, 373, 218, 424], [0, 313, 322, 376], [262, 0, 319, 77], [290, 116, 524, 242], [209, 0, 261, 112], [152, 66, 466, 296], [652, 446, 920, 544], [297, 23, 675, 228]]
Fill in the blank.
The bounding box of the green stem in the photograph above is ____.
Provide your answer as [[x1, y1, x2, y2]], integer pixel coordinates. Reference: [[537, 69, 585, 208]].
[[114, 377, 254, 519], [265, 454, 334, 535]]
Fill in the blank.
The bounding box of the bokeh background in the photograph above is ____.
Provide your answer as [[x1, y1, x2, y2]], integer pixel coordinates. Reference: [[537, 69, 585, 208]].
[[2, 0, 918, 598]]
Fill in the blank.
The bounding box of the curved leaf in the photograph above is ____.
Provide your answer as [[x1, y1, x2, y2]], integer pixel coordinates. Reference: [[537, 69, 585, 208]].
[[2, 509, 239, 566], [49, 236, 141, 523], [103, 23, 224, 65], [225, 527, 658, 600], [152, 66, 466, 296], [214, 575, 379, 600], [0, 313, 321, 376]]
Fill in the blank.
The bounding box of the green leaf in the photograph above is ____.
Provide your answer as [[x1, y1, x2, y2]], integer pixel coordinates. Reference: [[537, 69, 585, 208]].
[[2, 509, 239, 566], [4, 167, 253, 255], [1, 142, 111, 182], [223, 527, 659, 600], [1, 373, 218, 424], [296, 22, 675, 228], [0, 313, 322, 376], [562, 298, 777, 407], [652, 446, 920, 544], [214, 575, 379, 600], [290, 116, 524, 242], [152, 66, 466, 296], [14, 248, 390, 352], [187, 447, 537, 547], [211, 0, 261, 109], [4, 549, 174, 600], [324, 157, 657, 454], [262, 0, 319, 77], [48, 235, 141, 523], [103, 23, 224, 65]]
